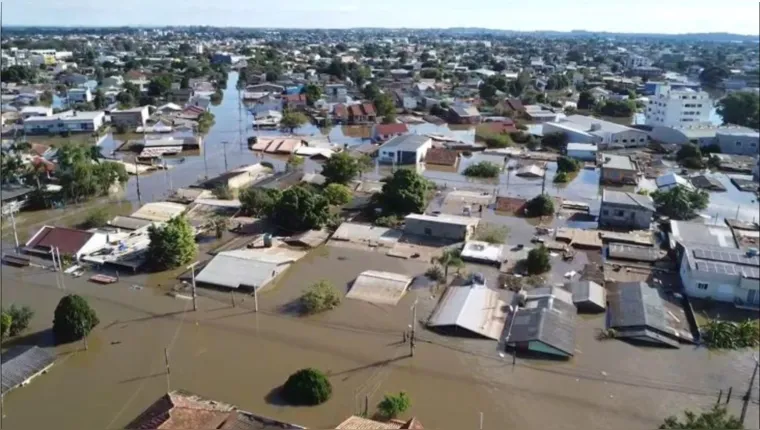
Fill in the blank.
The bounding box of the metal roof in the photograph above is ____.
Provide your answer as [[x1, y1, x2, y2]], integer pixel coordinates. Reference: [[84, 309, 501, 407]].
[[0, 184, 34, 202], [428, 285, 507, 340], [460, 241, 504, 264], [656, 173, 694, 190], [345, 270, 413, 305], [507, 306, 576, 356], [607, 282, 676, 339], [568, 281, 606, 311], [564, 114, 639, 134], [130, 202, 187, 223], [671, 220, 738, 249], [1, 346, 55, 395], [688, 246, 760, 279], [25, 226, 96, 255], [379, 134, 431, 152], [601, 189, 655, 212], [404, 213, 480, 227], [108, 216, 153, 231], [566, 143, 598, 152], [195, 249, 300, 290], [600, 153, 636, 171], [608, 244, 661, 262]]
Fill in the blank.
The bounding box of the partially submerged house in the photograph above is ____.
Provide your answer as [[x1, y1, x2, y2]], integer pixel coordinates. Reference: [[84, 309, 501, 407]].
[[345, 270, 413, 305], [194, 247, 305, 291], [505, 286, 577, 359], [428, 285, 507, 340], [404, 213, 479, 242], [1, 346, 55, 396], [336, 416, 424, 429], [655, 172, 694, 191], [24, 226, 108, 260], [567, 280, 606, 313], [606, 281, 686, 347], [377, 134, 433, 165], [460, 241, 504, 266], [598, 189, 655, 230], [423, 147, 460, 168], [679, 245, 760, 309], [600, 153, 638, 185]]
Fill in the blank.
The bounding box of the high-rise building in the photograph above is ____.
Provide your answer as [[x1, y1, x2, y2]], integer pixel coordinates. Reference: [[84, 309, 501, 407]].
[[645, 84, 712, 128]]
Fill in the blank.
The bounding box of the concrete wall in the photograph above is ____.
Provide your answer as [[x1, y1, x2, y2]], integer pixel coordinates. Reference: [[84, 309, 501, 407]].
[[567, 149, 597, 161], [600, 167, 638, 185], [715, 132, 760, 156], [679, 253, 740, 303], [610, 129, 648, 147], [598, 203, 652, 229], [404, 218, 472, 241]]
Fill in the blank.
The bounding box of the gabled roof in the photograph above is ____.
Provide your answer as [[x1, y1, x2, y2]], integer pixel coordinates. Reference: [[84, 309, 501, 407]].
[[374, 122, 409, 136], [601, 189, 655, 212], [25, 226, 95, 255], [428, 285, 507, 340], [1, 346, 55, 395], [424, 147, 459, 166], [347, 102, 376, 116], [379, 134, 430, 152]]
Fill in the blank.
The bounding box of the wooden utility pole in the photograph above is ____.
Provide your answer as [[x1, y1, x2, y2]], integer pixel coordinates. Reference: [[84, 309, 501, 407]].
[[221, 140, 230, 172], [410, 299, 417, 357], [164, 347, 171, 393], [187, 262, 199, 311], [740, 356, 759, 425], [81, 323, 89, 351]]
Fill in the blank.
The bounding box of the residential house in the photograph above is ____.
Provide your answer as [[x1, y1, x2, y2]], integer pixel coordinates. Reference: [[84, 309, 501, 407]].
[[19, 106, 52, 120], [600, 153, 638, 185], [427, 284, 506, 340], [372, 122, 408, 142], [655, 172, 694, 191], [504, 98, 525, 114], [333, 103, 376, 125], [324, 83, 348, 102], [110, 106, 149, 129], [598, 189, 655, 230], [679, 245, 760, 309], [505, 286, 577, 358], [714, 129, 759, 156], [404, 213, 479, 241], [336, 416, 423, 429], [68, 87, 92, 103], [24, 225, 108, 260], [607, 281, 686, 348], [282, 93, 307, 110], [186, 94, 211, 110], [588, 86, 611, 102], [246, 83, 285, 94], [543, 115, 649, 148], [424, 147, 460, 167], [566, 143, 598, 161], [377, 134, 433, 165], [24, 110, 106, 135], [1, 346, 55, 396], [101, 75, 124, 88], [58, 73, 88, 86], [448, 104, 481, 124]]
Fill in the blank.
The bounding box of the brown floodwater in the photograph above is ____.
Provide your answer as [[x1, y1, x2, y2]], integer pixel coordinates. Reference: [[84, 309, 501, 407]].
[[1, 244, 758, 430]]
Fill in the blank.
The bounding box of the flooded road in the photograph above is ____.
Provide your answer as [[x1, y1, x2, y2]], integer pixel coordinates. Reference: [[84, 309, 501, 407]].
[[2, 246, 758, 430]]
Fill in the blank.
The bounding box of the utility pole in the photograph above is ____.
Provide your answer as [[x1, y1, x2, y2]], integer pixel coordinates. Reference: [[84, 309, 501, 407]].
[[237, 87, 245, 152], [163, 158, 172, 193], [187, 262, 199, 311], [541, 168, 547, 195], [136, 130, 146, 205], [735, 205, 741, 220], [81, 323, 89, 351], [410, 299, 417, 357], [164, 347, 171, 393], [253, 286, 259, 312], [740, 356, 759, 425], [221, 141, 229, 172], [6, 206, 19, 253]]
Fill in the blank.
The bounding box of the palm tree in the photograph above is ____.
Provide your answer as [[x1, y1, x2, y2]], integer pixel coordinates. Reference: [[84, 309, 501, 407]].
[[431, 249, 464, 281]]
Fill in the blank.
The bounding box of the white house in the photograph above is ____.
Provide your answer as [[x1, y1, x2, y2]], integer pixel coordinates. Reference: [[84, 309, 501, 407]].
[[645, 84, 712, 128], [378, 134, 433, 165], [24, 110, 105, 135], [19, 106, 53, 120], [68, 87, 93, 103], [566, 143, 598, 161], [543, 115, 649, 148], [655, 172, 694, 191], [679, 246, 760, 309]]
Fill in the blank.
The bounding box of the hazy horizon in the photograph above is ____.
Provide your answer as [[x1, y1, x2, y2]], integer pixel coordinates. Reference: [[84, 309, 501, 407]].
[[5, 0, 760, 36]]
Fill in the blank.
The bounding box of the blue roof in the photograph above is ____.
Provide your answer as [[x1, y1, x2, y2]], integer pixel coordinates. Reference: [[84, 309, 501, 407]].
[[285, 85, 304, 95]]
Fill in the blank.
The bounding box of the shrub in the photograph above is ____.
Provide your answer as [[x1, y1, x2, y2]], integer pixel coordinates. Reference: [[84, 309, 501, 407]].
[[701, 319, 759, 349], [282, 368, 332, 405], [463, 161, 501, 178], [301, 281, 341, 314], [475, 129, 512, 148], [0, 312, 11, 339], [425, 265, 444, 281], [525, 195, 554, 217], [213, 184, 235, 200], [474, 224, 508, 244], [377, 392, 411, 419], [553, 171, 569, 183], [556, 156, 580, 173], [5, 304, 34, 337], [81, 207, 110, 229], [53, 294, 99, 344], [323, 183, 352, 206], [526, 246, 551, 275]]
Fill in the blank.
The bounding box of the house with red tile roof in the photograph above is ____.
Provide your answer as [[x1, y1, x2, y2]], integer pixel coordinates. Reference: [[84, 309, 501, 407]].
[[372, 122, 409, 142], [24, 225, 108, 260], [336, 415, 424, 429], [333, 102, 376, 124], [282, 93, 307, 110]]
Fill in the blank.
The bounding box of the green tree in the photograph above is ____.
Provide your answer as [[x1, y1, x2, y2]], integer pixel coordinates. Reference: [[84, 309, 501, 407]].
[[541, 132, 569, 149], [301, 83, 322, 106], [699, 66, 730, 88], [525, 194, 555, 217], [212, 184, 234, 200], [115, 91, 135, 108], [717, 91, 760, 129], [374, 92, 396, 119], [81, 207, 110, 229], [377, 392, 411, 420], [432, 249, 464, 281], [52, 294, 99, 344], [463, 161, 501, 178], [554, 171, 569, 183], [378, 169, 430, 216], [271, 186, 330, 232], [4, 305, 34, 337], [479, 83, 497, 101], [196, 111, 216, 134], [0, 312, 11, 339], [526, 246, 551, 275], [1, 65, 37, 83], [93, 89, 106, 110], [147, 74, 173, 97], [39, 90, 54, 106], [146, 215, 198, 271], [301, 280, 342, 314], [323, 183, 352, 205], [556, 156, 580, 173], [676, 143, 705, 168], [595, 99, 636, 117], [577, 90, 596, 110], [282, 368, 332, 405], [321, 152, 361, 185], [280, 110, 308, 132], [240, 187, 281, 217], [652, 187, 709, 220], [660, 405, 742, 429], [286, 154, 304, 171]]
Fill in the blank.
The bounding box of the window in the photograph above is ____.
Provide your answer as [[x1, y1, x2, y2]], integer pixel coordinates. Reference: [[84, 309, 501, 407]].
[[424, 228, 432, 236], [615, 210, 625, 217], [751, 143, 757, 148], [622, 139, 628, 143], [602, 210, 609, 216], [697, 282, 708, 290], [736, 142, 742, 147], [639, 138, 645, 142]]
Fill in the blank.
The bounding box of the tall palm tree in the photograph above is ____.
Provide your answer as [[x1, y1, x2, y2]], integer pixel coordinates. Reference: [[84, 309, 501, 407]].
[[432, 248, 464, 281]]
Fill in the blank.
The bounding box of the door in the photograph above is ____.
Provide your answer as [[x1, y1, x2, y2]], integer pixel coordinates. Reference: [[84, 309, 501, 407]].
[[747, 289, 759, 307]]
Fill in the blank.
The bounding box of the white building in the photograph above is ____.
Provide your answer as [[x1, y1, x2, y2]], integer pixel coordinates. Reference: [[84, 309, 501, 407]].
[[624, 54, 652, 69], [543, 115, 649, 149], [23, 110, 105, 135], [378, 134, 433, 165], [680, 246, 760, 309], [566, 143, 598, 161], [68, 87, 93, 103], [645, 85, 712, 128], [19, 106, 53, 120]]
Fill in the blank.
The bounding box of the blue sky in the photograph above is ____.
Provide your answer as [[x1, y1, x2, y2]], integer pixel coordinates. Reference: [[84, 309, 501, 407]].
[[6, 0, 760, 35]]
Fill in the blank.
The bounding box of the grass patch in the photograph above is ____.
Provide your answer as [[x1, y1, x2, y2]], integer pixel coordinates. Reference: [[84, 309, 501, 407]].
[[473, 224, 509, 244]]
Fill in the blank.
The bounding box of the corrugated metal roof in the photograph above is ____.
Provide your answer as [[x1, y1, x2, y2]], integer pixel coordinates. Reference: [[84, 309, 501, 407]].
[[568, 280, 606, 310], [507, 307, 576, 356], [600, 153, 636, 171], [345, 270, 413, 305], [608, 244, 660, 262], [1, 346, 55, 395], [607, 282, 676, 340], [130, 202, 187, 223], [601, 189, 655, 212], [108, 216, 153, 231], [380, 134, 430, 151], [404, 213, 480, 227], [428, 286, 507, 340], [195, 252, 282, 290]]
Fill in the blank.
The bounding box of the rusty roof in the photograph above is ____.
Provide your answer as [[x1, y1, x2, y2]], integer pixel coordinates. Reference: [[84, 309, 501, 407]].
[[424, 148, 459, 166], [25, 226, 94, 255], [374, 122, 409, 136], [494, 196, 527, 213]]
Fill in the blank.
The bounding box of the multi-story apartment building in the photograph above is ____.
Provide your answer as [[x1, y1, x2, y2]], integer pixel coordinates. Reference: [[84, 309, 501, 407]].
[[645, 84, 712, 128]]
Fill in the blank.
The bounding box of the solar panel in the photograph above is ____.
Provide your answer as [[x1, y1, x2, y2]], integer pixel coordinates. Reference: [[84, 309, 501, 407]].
[[692, 248, 760, 267]]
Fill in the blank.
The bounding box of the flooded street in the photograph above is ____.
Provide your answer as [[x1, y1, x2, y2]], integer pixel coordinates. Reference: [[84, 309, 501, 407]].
[[2, 246, 758, 430]]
